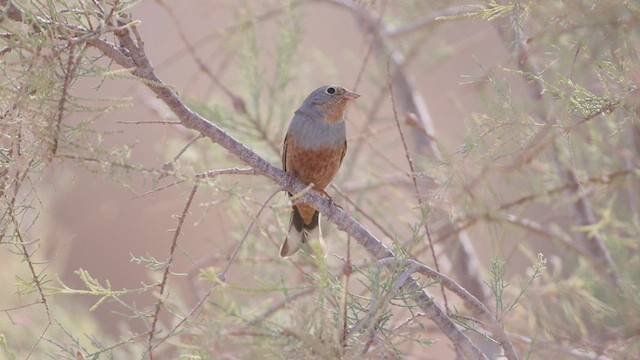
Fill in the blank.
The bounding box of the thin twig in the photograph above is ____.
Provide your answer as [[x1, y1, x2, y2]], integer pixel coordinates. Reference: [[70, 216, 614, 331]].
[[154, 0, 243, 109], [384, 5, 476, 38], [339, 197, 354, 351], [378, 258, 519, 360], [331, 184, 396, 241], [15, 217, 53, 360], [497, 213, 589, 257], [116, 120, 182, 125], [137, 167, 257, 198], [50, 42, 80, 161], [158, 133, 205, 178], [155, 6, 286, 71], [498, 169, 632, 211], [56, 154, 168, 176], [246, 288, 315, 326], [7, 159, 52, 360], [155, 0, 281, 154], [147, 184, 198, 358], [351, 0, 387, 91], [387, 61, 449, 312], [149, 284, 215, 354], [217, 189, 280, 282]]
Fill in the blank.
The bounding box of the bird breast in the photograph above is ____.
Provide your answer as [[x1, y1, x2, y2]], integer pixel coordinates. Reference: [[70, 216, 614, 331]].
[[287, 112, 346, 150], [285, 136, 345, 190]]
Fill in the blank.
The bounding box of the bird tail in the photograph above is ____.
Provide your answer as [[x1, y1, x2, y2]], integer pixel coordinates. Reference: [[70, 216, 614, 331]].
[[279, 208, 325, 257]]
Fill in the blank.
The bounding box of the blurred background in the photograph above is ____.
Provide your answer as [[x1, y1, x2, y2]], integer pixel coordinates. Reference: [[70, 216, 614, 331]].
[[2, 0, 639, 359]]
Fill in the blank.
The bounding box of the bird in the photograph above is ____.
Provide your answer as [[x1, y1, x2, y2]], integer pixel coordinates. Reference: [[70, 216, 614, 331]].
[[280, 84, 360, 257]]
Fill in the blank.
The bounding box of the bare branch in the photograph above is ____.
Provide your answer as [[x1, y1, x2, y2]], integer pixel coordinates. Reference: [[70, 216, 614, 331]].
[[384, 5, 477, 38], [147, 185, 198, 358]]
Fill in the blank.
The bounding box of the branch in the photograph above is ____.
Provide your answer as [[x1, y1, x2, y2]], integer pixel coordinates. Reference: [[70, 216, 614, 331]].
[[149, 187, 283, 356], [147, 185, 198, 358], [378, 258, 519, 360], [384, 5, 476, 38]]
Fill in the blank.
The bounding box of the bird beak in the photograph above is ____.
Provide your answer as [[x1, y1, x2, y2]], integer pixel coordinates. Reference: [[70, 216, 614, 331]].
[[342, 90, 360, 100]]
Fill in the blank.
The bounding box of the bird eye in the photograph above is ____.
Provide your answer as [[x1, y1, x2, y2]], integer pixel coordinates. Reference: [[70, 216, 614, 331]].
[[325, 86, 336, 95]]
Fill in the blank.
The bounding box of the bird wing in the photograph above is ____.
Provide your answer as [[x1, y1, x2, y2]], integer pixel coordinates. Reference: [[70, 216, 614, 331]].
[[338, 140, 347, 169], [282, 133, 289, 172]]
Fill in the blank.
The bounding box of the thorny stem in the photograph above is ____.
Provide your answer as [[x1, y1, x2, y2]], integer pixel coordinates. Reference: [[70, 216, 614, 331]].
[[147, 185, 198, 358], [14, 212, 53, 360], [6, 157, 52, 360], [51, 42, 82, 161]]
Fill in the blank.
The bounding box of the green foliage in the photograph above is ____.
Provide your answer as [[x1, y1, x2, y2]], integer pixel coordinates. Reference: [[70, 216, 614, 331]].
[[0, 334, 17, 360], [488, 254, 546, 321], [54, 269, 158, 311]]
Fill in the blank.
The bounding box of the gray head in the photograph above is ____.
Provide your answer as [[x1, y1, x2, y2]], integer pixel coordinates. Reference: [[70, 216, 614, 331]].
[[297, 85, 360, 122]]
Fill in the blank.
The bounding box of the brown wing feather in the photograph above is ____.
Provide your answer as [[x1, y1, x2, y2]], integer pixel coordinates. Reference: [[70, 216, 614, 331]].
[[282, 133, 289, 171], [338, 140, 347, 168]]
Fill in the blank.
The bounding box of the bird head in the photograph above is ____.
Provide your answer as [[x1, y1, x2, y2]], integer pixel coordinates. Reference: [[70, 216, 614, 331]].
[[302, 85, 360, 122]]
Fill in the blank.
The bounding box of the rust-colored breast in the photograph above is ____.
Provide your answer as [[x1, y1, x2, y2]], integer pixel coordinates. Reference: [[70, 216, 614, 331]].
[[285, 136, 345, 190], [284, 136, 346, 225]]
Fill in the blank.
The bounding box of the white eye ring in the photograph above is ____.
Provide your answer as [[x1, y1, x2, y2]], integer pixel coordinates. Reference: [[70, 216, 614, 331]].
[[325, 86, 337, 95]]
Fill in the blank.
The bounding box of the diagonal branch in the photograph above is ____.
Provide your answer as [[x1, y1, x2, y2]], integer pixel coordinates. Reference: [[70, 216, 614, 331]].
[[379, 258, 519, 360], [83, 20, 489, 360]]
